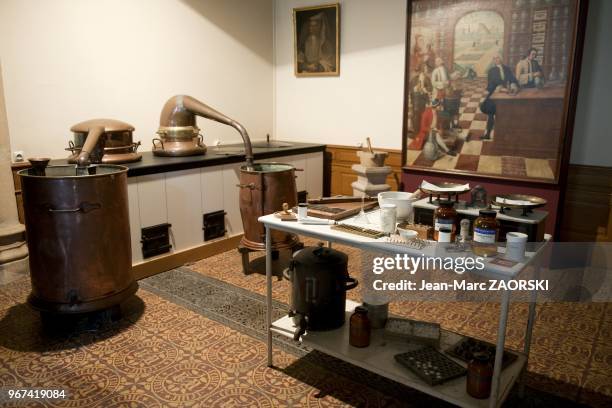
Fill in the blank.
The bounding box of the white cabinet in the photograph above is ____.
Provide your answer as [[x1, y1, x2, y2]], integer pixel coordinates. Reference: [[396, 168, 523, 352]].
[[136, 174, 167, 227], [166, 168, 203, 251], [222, 164, 242, 236], [127, 178, 143, 264], [127, 151, 323, 265], [305, 152, 323, 199], [200, 166, 224, 214]]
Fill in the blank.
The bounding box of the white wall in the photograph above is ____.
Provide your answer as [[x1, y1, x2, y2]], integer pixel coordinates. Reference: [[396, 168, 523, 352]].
[[274, 0, 611, 168], [0, 0, 273, 159], [273, 0, 406, 150], [569, 0, 612, 166]]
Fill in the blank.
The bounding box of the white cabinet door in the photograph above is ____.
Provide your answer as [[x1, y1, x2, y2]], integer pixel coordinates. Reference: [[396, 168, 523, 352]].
[[222, 164, 243, 236], [166, 168, 203, 251], [201, 166, 225, 215], [127, 178, 143, 264], [306, 152, 324, 199], [137, 174, 167, 228]]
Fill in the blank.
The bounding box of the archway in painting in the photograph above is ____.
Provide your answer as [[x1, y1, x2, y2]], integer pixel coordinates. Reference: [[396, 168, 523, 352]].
[[453, 11, 504, 77]]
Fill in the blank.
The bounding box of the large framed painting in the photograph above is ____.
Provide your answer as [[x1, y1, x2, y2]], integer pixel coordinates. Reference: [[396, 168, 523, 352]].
[[401, 0, 587, 184], [293, 3, 340, 77]]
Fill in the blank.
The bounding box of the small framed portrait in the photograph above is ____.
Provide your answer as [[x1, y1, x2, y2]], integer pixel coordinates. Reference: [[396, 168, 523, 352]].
[[293, 3, 340, 77]]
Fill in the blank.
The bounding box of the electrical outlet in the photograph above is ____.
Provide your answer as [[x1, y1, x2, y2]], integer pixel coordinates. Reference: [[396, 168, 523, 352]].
[[13, 150, 24, 162]]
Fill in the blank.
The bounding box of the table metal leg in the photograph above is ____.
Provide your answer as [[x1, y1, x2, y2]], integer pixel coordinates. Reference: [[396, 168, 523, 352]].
[[519, 263, 540, 397], [490, 288, 510, 408], [265, 225, 273, 367]]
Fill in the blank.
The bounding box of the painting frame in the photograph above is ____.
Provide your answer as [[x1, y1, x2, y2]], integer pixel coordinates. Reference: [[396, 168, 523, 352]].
[[293, 3, 340, 77], [401, 0, 589, 185]]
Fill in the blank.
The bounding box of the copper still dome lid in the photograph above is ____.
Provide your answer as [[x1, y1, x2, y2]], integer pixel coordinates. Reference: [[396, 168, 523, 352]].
[[70, 118, 135, 133]]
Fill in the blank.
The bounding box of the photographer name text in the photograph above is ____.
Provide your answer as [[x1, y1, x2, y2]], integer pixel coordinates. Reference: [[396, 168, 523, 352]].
[[373, 279, 548, 291]]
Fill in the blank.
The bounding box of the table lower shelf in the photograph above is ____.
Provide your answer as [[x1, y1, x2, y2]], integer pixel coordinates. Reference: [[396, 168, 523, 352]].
[[271, 300, 525, 408]]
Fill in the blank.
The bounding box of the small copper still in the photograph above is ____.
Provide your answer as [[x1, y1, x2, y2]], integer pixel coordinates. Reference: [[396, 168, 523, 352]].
[[156, 95, 298, 255], [66, 118, 142, 165], [153, 95, 254, 162]]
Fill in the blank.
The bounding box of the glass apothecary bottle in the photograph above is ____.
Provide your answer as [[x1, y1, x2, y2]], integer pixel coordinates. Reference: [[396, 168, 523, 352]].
[[466, 352, 493, 399], [472, 210, 499, 257], [349, 306, 371, 348], [433, 200, 457, 242]]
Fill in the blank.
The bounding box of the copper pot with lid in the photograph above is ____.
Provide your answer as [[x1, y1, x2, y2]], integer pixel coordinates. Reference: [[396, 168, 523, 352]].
[[66, 118, 142, 165]]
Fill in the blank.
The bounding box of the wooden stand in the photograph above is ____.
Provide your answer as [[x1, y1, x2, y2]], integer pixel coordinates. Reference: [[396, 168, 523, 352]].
[[237, 241, 303, 277]]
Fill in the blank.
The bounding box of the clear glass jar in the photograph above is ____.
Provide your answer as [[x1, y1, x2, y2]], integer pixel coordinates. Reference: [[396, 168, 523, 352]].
[[434, 200, 457, 241], [472, 210, 499, 257]]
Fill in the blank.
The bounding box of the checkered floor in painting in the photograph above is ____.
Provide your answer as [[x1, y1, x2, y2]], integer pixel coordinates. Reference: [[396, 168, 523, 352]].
[[407, 78, 557, 180]]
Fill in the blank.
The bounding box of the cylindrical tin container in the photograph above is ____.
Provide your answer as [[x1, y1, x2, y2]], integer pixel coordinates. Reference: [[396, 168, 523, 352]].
[[19, 164, 137, 314], [238, 163, 300, 251]]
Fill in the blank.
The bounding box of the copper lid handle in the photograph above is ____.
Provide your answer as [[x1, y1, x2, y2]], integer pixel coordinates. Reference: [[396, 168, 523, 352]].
[[77, 126, 104, 168]]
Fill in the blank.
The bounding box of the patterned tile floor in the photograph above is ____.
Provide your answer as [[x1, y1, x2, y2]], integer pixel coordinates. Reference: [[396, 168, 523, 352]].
[[406, 78, 557, 180], [0, 238, 609, 407], [186, 238, 612, 406]]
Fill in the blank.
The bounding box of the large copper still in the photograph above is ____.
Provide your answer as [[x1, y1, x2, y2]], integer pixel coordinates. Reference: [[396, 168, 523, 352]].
[[19, 163, 137, 314], [158, 95, 297, 252]]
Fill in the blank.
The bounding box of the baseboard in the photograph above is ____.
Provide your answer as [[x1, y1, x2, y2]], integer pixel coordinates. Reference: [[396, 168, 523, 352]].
[[132, 234, 243, 280]]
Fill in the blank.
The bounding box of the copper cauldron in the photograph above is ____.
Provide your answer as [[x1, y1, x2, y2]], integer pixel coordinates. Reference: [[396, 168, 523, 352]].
[[19, 164, 137, 314], [238, 163, 299, 251]]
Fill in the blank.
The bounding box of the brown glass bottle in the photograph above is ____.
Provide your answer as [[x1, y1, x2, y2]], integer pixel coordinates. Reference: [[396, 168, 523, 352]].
[[466, 352, 493, 399], [433, 200, 457, 241], [472, 210, 500, 257], [349, 306, 371, 348]]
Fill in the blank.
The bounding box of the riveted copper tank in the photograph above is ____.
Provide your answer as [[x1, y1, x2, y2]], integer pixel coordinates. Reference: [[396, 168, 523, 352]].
[[238, 163, 300, 251], [19, 163, 137, 314]]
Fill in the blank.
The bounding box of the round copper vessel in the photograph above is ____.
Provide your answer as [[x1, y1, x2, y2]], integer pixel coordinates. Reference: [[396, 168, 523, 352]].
[[66, 118, 142, 164], [152, 126, 206, 156], [238, 163, 299, 251], [19, 164, 137, 314]]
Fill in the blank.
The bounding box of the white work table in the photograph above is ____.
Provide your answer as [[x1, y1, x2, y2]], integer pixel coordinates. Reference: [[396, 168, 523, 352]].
[[259, 210, 548, 408]]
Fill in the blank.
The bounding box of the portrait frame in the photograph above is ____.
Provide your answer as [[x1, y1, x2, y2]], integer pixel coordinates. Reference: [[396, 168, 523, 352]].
[[401, 0, 589, 185], [293, 3, 340, 77]]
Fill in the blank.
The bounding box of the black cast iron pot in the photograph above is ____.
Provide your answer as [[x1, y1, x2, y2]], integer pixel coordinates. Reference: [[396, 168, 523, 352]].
[[283, 243, 358, 341]]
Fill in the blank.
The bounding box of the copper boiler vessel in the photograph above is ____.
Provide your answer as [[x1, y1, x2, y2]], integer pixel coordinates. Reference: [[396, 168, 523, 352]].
[[238, 163, 299, 251], [66, 118, 142, 165], [19, 164, 137, 314]]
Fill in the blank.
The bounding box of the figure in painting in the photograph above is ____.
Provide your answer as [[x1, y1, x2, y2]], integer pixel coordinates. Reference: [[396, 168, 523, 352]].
[[297, 12, 335, 73], [480, 55, 519, 140], [431, 57, 452, 99], [421, 99, 458, 160], [516, 48, 544, 88]]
